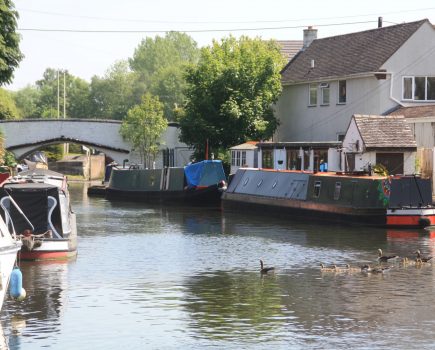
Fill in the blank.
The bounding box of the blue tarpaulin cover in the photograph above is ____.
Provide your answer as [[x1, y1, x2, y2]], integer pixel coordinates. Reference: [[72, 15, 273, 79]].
[[184, 160, 226, 187]]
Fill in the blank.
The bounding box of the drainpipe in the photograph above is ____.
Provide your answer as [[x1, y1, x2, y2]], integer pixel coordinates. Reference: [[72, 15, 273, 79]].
[[388, 72, 404, 106]]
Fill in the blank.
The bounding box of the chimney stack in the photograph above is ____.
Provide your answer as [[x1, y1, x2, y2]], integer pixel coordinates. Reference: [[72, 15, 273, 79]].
[[378, 17, 383, 28], [303, 26, 318, 50]]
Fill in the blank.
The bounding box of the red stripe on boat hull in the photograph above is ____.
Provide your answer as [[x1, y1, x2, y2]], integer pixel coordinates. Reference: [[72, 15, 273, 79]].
[[386, 215, 435, 228], [19, 250, 77, 261]]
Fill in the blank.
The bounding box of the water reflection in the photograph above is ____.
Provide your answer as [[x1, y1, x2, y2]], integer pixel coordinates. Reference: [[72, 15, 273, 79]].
[[3, 183, 435, 349], [2, 261, 70, 348], [183, 271, 286, 341]]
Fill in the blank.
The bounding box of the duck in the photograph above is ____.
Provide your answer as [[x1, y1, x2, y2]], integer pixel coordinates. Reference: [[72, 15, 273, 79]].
[[361, 264, 391, 273], [415, 249, 433, 263], [260, 259, 275, 274], [377, 248, 398, 263], [319, 264, 337, 272], [345, 264, 362, 273]]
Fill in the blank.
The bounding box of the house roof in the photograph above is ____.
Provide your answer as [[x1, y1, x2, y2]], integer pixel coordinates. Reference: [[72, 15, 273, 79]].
[[276, 40, 303, 62], [387, 104, 435, 118], [281, 19, 428, 84], [230, 142, 258, 150], [353, 114, 417, 150]]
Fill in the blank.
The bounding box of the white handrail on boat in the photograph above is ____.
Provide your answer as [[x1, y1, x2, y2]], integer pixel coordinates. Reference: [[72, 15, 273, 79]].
[[47, 196, 62, 239], [0, 196, 35, 232]]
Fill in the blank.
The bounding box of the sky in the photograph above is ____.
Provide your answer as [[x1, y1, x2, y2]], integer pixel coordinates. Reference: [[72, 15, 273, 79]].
[[6, 0, 435, 90]]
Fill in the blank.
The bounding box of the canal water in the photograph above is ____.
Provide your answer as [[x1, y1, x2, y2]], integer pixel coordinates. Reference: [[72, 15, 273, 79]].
[[2, 182, 435, 349]]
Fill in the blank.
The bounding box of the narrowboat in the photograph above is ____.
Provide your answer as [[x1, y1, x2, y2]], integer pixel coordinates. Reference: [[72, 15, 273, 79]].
[[0, 169, 78, 261], [0, 213, 22, 310], [105, 160, 227, 206], [222, 168, 435, 228]]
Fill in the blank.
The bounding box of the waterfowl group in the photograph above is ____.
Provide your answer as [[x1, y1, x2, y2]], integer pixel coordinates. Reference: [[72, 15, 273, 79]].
[[320, 248, 433, 275]]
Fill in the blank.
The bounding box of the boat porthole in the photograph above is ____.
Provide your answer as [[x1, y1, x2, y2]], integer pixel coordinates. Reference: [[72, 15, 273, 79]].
[[272, 180, 278, 188], [243, 178, 249, 186], [257, 179, 263, 187]]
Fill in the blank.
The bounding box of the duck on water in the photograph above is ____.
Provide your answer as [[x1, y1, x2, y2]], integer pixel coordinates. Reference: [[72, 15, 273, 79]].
[[260, 260, 274, 274]]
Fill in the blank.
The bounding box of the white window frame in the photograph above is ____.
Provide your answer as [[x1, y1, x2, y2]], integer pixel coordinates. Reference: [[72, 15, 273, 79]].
[[308, 84, 317, 106], [402, 76, 435, 101], [241, 151, 246, 167], [320, 82, 330, 105], [231, 151, 236, 166], [338, 80, 346, 104]]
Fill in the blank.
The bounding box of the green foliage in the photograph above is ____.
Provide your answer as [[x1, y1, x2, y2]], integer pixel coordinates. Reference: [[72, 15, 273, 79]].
[[3, 150, 16, 167], [90, 61, 137, 120], [120, 93, 168, 168], [129, 32, 199, 120], [13, 85, 41, 118], [373, 163, 389, 176], [0, 88, 20, 119], [41, 145, 63, 162], [179, 36, 285, 158], [34, 68, 93, 119], [0, 0, 23, 85]]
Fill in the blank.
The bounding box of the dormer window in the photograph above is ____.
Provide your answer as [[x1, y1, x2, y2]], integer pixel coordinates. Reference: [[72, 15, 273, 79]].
[[403, 76, 435, 101]]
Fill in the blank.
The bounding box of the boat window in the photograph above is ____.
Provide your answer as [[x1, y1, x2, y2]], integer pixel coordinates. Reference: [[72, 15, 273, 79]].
[[257, 179, 263, 187], [272, 180, 278, 189], [334, 182, 341, 200], [314, 181, 321, 198], [243, 177, 249, 186]]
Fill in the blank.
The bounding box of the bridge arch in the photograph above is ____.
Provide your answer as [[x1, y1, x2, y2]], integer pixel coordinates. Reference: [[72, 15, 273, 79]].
[[0, 119, 191, 166]]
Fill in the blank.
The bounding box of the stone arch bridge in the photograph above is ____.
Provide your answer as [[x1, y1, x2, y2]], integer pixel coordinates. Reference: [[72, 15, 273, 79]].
[[0, 119, 191, 166]]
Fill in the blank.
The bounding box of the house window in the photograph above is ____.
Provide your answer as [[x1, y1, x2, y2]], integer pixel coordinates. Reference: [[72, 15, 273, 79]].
[[314, 181, 321, 198], [320, 83, 330, 105], [309, 84, 317, 106], [231, 151, 236, 166], [338, 80, 346, 104], [333, 182, 341, 200], [402, 76, 435, 101], [241, 151, 247, 167], [428, 77, 435, 100], [403, 77, 412, 100], [262, 149, 273, 169], [231, 151, 242, 166], [286, 149, 300, 170]]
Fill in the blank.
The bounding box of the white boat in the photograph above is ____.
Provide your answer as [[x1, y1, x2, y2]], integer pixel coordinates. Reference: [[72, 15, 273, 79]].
[[0, 169, 77, 261], [0, 211, 22, 311]]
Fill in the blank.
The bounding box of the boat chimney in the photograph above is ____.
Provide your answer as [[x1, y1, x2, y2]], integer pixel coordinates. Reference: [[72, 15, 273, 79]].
[[378, 17, 383, 28], [303, 26, 317, 50]]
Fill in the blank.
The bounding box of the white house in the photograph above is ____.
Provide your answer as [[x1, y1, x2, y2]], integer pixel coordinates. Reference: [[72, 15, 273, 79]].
[[342, 115, 417, 175], [275, 19, 435, 143]]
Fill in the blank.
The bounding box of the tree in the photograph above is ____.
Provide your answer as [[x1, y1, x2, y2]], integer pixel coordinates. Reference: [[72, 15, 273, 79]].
[[179, 36, 285, 158], [129, 32, 199, 120], [120, 93, 167, 168], [0, 0, 23, 85], [90, 61, 136, 120], [13, 85, 41, 118], [0, 88, 20, 119]]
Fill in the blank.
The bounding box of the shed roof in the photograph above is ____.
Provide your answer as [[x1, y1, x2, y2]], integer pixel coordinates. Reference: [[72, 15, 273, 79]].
[[387, 104, 435, 118], [281, 19, 428, 84], [353, 114, 417, 150]]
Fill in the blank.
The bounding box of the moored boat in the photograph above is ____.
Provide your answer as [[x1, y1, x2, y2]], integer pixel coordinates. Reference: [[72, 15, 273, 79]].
[[0, 210, 22, 310], [0, 169, 77, 261], [106, 160, 227, 206], [222, 168, 435, 228]]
